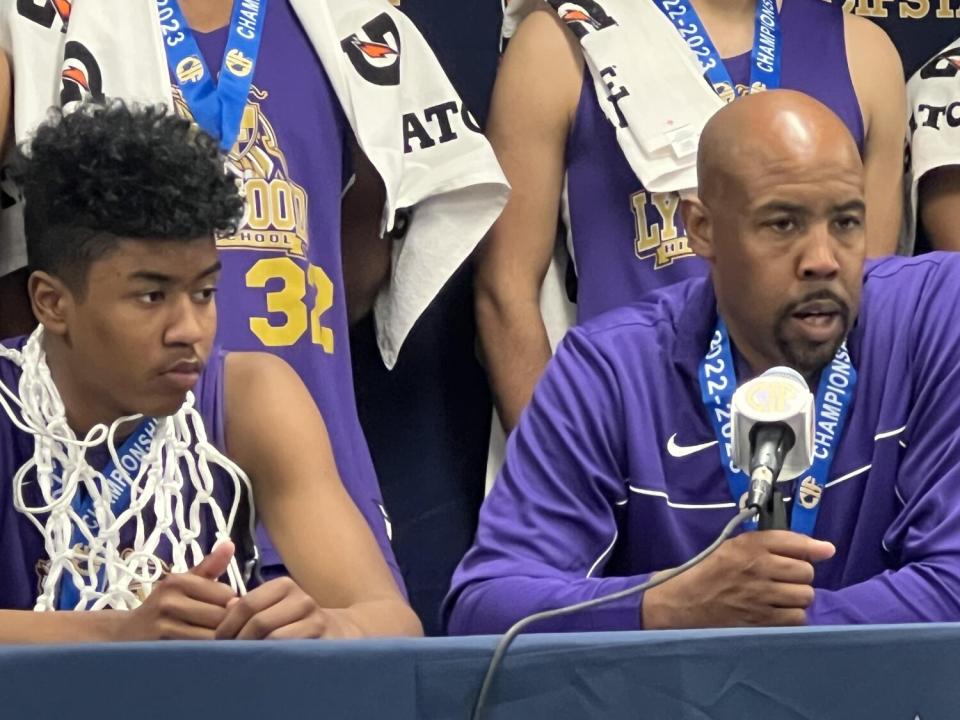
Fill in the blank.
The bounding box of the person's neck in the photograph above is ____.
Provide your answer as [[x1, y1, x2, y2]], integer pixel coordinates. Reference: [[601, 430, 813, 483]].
[[690, 0, 759, 58], [692, 0, 757, 19], [43, 338, 128, 439], [177, 0, 233, 33]]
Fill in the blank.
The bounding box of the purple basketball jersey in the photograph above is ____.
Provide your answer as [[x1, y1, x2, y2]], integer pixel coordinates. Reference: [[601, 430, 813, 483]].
[[186, 2, 401, 585], [566, 0, 865, 322], [0, 342, 241, 610]]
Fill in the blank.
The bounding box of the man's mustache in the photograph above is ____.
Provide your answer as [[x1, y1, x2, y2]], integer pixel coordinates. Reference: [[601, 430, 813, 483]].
[[779, 289, 851, 327]]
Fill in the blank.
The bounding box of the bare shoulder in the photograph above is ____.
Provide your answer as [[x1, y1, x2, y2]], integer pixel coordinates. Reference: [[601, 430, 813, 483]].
[[512, 6, 583, 64], [843, 13, 903, 80], [498, 7, 584, 118], [221, 351, 325, 472], [842, 14, 904, 129], [224, 351, 300, 390], [223, 351, 311, 422]]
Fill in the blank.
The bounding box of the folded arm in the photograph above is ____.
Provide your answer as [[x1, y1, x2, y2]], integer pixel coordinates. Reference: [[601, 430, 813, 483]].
[[225, 352, 421, 638]]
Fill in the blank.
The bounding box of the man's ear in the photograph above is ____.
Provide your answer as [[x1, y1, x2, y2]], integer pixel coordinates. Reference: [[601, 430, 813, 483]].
[[28, 271, 73, 337], [680, 195, 715, 262]]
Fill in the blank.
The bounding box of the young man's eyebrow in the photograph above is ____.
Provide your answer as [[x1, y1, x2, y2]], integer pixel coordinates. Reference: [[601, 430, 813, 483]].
[[128, 262, 221, 285], [193, 261, 222, 281], [128, 271, 173, 284]]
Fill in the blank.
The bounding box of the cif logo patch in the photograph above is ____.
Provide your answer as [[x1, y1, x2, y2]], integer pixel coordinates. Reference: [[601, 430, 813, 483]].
[[60, 41, 105, 108], [713, 81, 736, 105], [16, 0, 71, 32], [341, 13, 401, 87], [548, 0, 617, 40], [797, 476, 822, 510], [176, 56, 205, 84], [225, 49, 254, 78], [920, 45, 960, 80]]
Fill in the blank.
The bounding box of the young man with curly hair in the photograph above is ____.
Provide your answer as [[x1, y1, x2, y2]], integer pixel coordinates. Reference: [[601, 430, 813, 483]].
[[0, 103, 421, 642]]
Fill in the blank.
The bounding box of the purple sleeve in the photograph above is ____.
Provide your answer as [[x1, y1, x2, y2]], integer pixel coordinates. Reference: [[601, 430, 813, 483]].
[[444, 327, 650, 634], [809, 265, 960, 624]]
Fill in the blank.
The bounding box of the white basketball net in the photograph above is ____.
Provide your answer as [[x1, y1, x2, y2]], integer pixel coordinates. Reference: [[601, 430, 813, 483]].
[[0, 327, 257, 611]]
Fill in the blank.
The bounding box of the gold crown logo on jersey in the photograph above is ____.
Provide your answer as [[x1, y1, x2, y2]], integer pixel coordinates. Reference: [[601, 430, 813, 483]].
[[176, 56, 205, 85], [226, 49, 254, 78]]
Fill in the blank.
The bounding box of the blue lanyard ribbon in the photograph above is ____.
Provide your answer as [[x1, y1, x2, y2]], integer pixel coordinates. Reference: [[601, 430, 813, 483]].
[[155, 0, 268, 152], [56, 418, 158, 610], [698, 319, 856, 535], [653, 0, 781, 99]]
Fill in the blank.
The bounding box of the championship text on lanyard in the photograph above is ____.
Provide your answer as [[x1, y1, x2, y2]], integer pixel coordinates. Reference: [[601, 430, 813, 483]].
[[697, 318, 856, 535], [652, 0, 781, 101], [56, 418, 158, 610], [155, 0, 268, 152]]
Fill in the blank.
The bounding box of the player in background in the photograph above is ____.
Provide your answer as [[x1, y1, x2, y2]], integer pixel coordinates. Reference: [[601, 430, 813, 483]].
[[907, 38, 960, 252]]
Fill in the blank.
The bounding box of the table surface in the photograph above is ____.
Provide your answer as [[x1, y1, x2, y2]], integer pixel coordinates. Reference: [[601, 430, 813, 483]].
[[1, 624, 957, 719]]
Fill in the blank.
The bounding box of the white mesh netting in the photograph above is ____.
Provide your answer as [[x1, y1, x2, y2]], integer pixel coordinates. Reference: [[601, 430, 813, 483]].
[[0, 326, 257, 611]]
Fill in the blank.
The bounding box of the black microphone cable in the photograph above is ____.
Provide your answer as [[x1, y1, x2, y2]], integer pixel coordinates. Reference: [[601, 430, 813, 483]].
[[471, 506, 758, 720]]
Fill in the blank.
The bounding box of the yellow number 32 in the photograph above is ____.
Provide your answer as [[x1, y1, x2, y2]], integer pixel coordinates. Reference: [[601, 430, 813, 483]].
[[245, 257, 335, 353]]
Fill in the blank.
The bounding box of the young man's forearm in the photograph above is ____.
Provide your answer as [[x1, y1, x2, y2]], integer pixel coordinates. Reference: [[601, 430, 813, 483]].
[[476, 296, 553, 432], [0, 609, 121, 644], [344, 599, 423, 637]]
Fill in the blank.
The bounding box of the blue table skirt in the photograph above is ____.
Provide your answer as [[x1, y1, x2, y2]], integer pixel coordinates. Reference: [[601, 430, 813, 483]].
[[1, 624, 957, 719]]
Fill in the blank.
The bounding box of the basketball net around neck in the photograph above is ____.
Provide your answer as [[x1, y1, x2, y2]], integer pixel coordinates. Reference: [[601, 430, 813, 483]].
[[0, 326, 258, 611]]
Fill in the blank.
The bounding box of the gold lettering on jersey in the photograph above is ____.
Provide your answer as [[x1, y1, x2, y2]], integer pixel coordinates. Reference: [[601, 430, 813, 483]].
[[173, 86, 336, 352], [839, 0, 956, 19], [798, 476, 823, 510], [173, 86, 310, 259], [631, 190, 695, 268]]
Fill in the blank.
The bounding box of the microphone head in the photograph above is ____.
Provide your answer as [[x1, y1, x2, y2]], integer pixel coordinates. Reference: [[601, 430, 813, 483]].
[[731, 366, 814, 481]]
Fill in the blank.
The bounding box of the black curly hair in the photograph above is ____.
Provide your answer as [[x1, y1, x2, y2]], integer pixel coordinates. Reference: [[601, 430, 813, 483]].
[[15, 102, 244, 294]]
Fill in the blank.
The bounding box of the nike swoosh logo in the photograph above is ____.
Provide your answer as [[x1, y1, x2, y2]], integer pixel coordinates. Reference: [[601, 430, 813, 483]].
[[666, 433, 718, 458]]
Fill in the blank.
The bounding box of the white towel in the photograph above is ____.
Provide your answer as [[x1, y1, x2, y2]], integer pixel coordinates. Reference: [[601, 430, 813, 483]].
[[503, 0, 723, 192], [0, 0, 509, 367], [905, 36, 960, 246]]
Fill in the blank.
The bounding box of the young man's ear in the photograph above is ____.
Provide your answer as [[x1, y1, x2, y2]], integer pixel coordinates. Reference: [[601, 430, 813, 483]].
[[680, 195, 716, 262], [28, 271, 72, 337]]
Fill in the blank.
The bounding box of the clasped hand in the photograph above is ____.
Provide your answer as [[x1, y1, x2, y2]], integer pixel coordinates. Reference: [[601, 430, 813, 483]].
[[114, 542, 362, 641]]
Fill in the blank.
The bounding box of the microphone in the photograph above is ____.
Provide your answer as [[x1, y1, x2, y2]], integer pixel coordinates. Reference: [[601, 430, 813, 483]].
[[731, 367, 815, 523]]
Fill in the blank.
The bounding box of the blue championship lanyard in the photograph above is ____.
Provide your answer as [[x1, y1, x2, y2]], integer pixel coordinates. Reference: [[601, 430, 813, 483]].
[[698, 319, 856, 535], [57, 419, 158, 610], [653, 0, 781, 100], [155, 0, 268, 152]]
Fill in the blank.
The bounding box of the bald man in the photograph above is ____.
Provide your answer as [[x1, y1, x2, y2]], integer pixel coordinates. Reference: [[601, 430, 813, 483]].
[[444, 91, 960, 634]]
